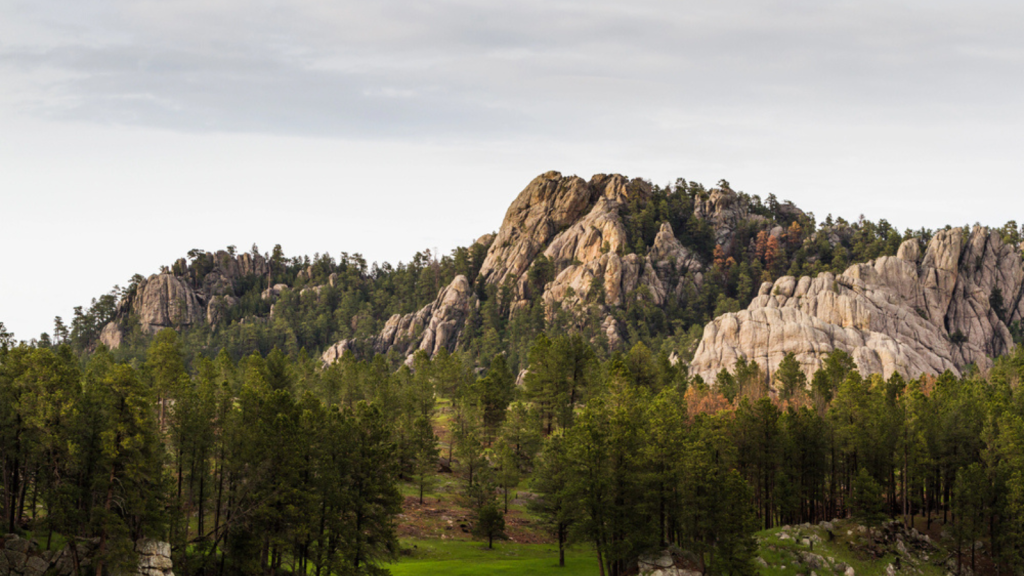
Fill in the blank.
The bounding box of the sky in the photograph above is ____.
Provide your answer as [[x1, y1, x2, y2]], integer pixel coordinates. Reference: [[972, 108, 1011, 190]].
[[2, 0, 1023, 340]]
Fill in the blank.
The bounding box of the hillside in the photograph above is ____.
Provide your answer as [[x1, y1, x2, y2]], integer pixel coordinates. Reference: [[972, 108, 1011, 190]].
[[4, 171, 1024, 576], [72, 171, 1024, 388]]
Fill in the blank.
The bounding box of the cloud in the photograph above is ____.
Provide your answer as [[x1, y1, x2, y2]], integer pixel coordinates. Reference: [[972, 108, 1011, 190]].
[[3, 0, 1023, 141]]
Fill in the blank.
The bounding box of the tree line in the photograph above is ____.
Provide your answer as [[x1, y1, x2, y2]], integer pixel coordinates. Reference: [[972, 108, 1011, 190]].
[[5, 318, 1024, 575]]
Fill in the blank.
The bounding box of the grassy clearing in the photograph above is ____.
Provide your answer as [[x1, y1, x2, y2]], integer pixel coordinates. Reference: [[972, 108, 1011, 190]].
[[388, 538, 598, 576]]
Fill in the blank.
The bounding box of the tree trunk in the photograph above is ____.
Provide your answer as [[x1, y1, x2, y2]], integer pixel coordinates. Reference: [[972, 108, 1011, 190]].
[[94, 464, 117, 576], [7, 454, 20, 532], [558, 523, 565, 567]]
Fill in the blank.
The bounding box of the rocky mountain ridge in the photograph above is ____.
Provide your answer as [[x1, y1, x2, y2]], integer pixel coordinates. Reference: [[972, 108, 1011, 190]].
[[320, 171, 765, 364], [690, 226, 1024, 382], [100, 250, 273, 348], [94, 170, 1023, 386]]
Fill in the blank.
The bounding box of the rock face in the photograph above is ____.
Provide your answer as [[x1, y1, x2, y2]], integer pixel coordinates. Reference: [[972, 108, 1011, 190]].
[[478, 172, 650, 289], [690, 227, 1024, 383], [104, 251, 276, 347], [135, 538, 173, 575], [323, 171, 732, 364], [99, 321, 124, 349], [200, 251, 270, 302], [372, 275, 474, 362], [321, 339, 354, 364], [133, 274, 206, 334]]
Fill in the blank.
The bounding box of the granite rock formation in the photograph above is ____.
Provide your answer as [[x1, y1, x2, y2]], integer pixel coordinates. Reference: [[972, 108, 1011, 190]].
[[690, 227, 1024, 383], [322, 172, 767, 364], [371, 275, 474, 362]]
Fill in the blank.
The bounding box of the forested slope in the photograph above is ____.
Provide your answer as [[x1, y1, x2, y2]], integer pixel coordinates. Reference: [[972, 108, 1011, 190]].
[[3, 171, 1024, 576], [48, 170, 961, 376]]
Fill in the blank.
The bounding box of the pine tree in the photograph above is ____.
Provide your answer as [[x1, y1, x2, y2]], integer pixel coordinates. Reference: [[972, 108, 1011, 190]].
[[775, 352, 807, 400]]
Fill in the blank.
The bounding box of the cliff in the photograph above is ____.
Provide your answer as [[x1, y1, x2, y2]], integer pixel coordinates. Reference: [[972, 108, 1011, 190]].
[[690, 227, 1024, 382]]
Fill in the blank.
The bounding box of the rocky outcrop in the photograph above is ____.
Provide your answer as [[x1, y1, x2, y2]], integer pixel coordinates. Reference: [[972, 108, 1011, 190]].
[[102, 250, 276, 347], [690, 227, 1024, 383], [135, 538, 173, 576], [0, 534, 172, 576], [99, 321, 124, 349], [637, 550, 700, 576], [321, 339, 354, 364], [133, 274, 205, 335], [323, 172, 720, 364], [371, 275, 473, 362], [693, 187, 765, 251], [199, 251, 270, 302], [261, 283, 289, 301], [648, 222, 702, 275], [206, 294, 240, 326], [478, 172, 650, 288]]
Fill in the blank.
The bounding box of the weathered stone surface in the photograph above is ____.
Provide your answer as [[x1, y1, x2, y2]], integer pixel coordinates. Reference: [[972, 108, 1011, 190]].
[[99, 321, 124, 349], [131, 538, 174, 575], [206, 295, 240, 326], [693, 187, 767, 251], [648, 222, 702, 275], [323, 275, 474, 365], [261, 283, 289, 301], [603, 315, 625, 350], [4, 535, 33, 554], [478, 172, 650, 288], [320, 339, 354, 364], [3, 549, 26, 569], [136, 539, 171, 558], [197, 251, 269, 302], [410, 275, 474, 359], [541, 253, 669, 313], [23, 555, 49, 576], [691, 227, 1024, 383], [133, 274, 205, 334], [138, 554, 173, 570]]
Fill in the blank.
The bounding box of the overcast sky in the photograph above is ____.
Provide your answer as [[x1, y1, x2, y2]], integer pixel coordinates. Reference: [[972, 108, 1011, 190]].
[[2, 0, 1023, 340]]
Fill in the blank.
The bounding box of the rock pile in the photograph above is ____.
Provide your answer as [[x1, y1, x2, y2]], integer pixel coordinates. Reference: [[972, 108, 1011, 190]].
[[637, 550, 701, 576]]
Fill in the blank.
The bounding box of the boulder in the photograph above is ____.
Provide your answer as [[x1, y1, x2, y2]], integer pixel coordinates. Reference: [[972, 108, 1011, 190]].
[[4, 535, 33, 554], [23, 555, 49, 576], [691, 227, 1024, 383], [4, 549, 26, 570], [136, 538, 173, 575]]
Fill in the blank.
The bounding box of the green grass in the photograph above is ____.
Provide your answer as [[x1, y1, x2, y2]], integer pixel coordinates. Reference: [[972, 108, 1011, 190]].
[[388, 538, 599, 576], [17, 529, 69, 552], [756, 522, 947, 576]]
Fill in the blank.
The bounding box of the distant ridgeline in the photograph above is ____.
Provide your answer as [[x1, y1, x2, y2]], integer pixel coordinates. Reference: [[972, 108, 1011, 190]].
[[40, 171, 1024, 380]]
